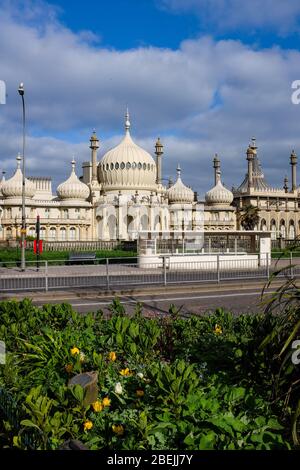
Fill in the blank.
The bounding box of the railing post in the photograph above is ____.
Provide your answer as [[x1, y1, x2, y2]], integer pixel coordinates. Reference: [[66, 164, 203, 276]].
[[290, 251, 293, 277], [106, 258, 110, 290], [266, 252, 270, 279], [217, 254, 220, 283], [163, 256, 167, 286], [45, 261, 48, 292]]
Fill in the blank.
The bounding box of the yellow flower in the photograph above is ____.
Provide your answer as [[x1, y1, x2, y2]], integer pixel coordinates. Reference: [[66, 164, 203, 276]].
[[120, 368, 133, 377], [108, 351, 117, 362], [83, 420, 93, 431], [102, 397, 111, 407], [136, 389, 144, 398], [92, 400, 103, 412], [65, 363, 73, 373], [214, 324, 223, 335], [112, 424, 124, 436], [70, 346, 80, 356]]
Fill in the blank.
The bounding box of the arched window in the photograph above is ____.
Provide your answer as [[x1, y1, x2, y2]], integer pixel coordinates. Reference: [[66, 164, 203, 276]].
[[271, 220, 277, 240], [29, 227, 35, 237], [110, 163, 114, 170], [289, 221, 295, 239], [70, 227, 76, 240], [260, 219, 267, 231], [40, 227, 46, 240], [60, 227, 66, 241], [120, 162, 125, 170], [280, 220, 286, 239], [6, 227, 12, 239], [50, 227, 56, 240], [115, 162, 119, 170]]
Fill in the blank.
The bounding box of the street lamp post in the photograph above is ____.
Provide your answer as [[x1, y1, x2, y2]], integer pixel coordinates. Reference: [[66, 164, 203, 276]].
[[18, 82, 26, 271]]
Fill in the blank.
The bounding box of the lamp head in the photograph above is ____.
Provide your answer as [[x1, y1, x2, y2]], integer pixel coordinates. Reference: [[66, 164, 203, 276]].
[[18, 82, 24, 96]]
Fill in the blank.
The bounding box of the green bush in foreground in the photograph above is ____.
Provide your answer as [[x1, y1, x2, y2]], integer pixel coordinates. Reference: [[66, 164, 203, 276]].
[[0, 298, 297, 450]]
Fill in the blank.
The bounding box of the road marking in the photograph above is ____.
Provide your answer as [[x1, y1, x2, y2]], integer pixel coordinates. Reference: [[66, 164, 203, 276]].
[[67, 290, 274, 307]]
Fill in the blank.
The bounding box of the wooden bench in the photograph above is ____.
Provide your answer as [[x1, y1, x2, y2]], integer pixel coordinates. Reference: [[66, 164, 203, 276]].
[[68, 252, 96, 265]]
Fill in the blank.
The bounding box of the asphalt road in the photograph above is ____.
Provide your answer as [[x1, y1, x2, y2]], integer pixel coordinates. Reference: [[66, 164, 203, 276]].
[[31, 284, 276, 316]]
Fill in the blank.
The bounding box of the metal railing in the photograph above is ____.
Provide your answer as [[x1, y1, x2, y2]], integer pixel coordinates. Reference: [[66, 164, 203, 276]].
[[0, 253, 299, 292]]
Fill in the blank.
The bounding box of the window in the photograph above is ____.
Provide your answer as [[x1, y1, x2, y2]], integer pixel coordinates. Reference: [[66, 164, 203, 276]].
[[63, 209, 68, 219], [115, 162, 119, 170], [75, 208, 80, 219], [143, 163, 146, 170], [50, 227, 56, 240], [126, 162, 131, 169], [70, 227, 76, 240], [132, 162, 136, 169], [120, 162, 125, 169], [7, 208, 12, 218], [110, 163, 114, 170], [40, 227, 46, 240], [60, 227, 66, 240], [45, 208, 50, 218], [138, 163, 142, 170]]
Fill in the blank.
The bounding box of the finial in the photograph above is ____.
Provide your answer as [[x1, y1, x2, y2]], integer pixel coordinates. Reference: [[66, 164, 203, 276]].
[[216, 169, 221, 183], [213, 153, 220, 167], [71, 158, 76, 172], [125, 107, 130, 132], [16, 153, 21, 169], [177, 164, 181, 179], [250, 136, 257, 149]]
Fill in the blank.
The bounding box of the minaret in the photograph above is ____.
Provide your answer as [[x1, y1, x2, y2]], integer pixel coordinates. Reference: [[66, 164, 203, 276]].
[[89, 129, 99, 184], [213, 153, 220, 186], [283, 175, 289, 193], [155, 137, 163, 185], [246, 137, 256, 189], [290, 150, 297, 191]]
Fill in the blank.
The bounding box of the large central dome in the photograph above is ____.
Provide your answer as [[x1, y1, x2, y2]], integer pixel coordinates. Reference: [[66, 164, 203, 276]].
[[98, 111, 157, 192]]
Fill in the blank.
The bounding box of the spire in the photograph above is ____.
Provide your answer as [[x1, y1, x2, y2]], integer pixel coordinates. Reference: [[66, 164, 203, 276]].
[[16, 153, 21, 169], [176, 164, 181, 180], [216, 169, 221, 184], [125, 107, 130, 133], [71, 158, 76, 173]]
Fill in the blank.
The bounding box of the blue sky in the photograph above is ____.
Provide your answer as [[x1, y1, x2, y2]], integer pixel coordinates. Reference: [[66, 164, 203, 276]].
[[1, 0, 300, 195]]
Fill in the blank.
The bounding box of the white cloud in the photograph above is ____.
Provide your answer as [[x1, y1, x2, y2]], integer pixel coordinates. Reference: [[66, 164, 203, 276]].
[[161, 0, 300, 34], [0, 1, 300, 196]]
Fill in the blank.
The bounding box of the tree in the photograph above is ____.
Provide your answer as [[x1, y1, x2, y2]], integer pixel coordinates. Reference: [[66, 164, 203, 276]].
[[239, 204, 260, 230]]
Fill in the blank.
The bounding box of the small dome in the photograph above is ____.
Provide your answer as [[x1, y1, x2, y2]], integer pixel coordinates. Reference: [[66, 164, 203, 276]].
[[0, 172, 5, 195], [167, 165, 194, 204], [1, 155, 35, 198], [98, 111, 156, 192], [205, 171, 233, 205], [57, 160, 90, 200]]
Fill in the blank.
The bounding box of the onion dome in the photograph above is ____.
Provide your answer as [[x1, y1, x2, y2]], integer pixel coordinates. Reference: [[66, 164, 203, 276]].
[[205, 170, 233, 205], [57, 159, 90, 200], [98, 110, 157, 191], [0, 171, 6, 195], [1, 154, 35, 198], [167, 165, 194, 204]]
